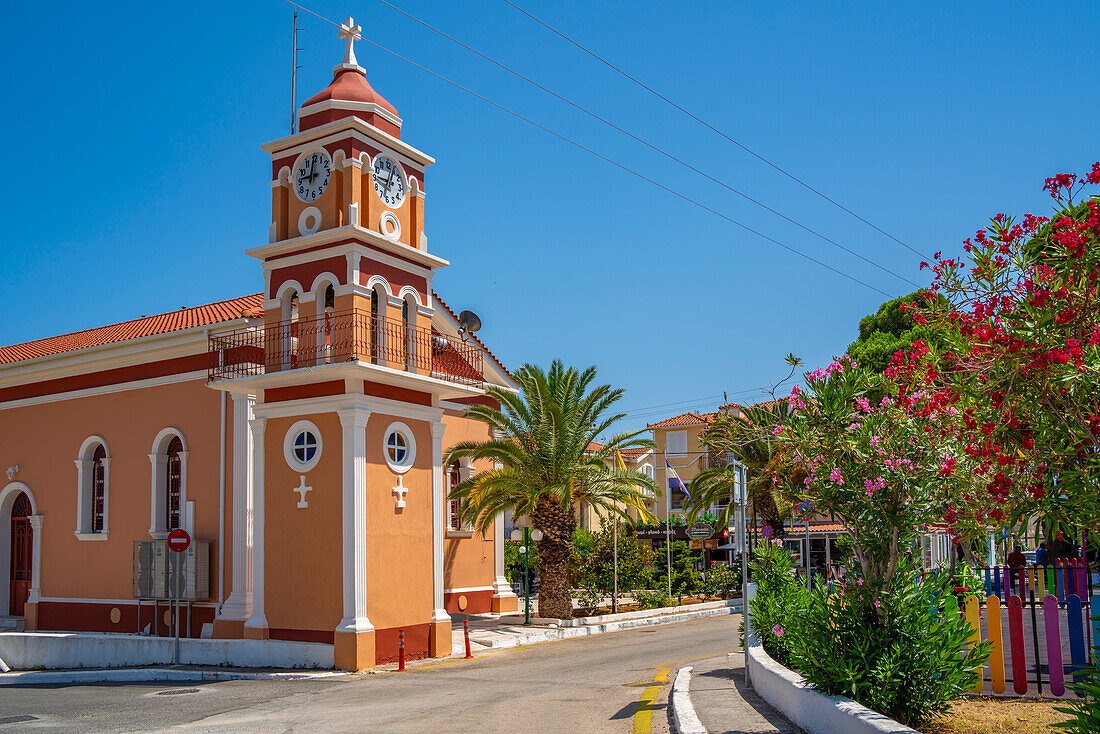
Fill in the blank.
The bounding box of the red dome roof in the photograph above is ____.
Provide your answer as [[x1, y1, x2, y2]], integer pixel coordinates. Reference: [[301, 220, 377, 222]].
[[298, 68, 401, 136], [302, 69, 398, 116]]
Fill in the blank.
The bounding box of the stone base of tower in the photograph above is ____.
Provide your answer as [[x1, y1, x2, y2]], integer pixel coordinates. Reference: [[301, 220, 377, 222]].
[[212, 619, 246, 639], [243, 624, 269, 641], [491, 592, 518, 614], [23, 602, 38, 631], [428, 619, 452, 658], [334, 629, 376, 671]]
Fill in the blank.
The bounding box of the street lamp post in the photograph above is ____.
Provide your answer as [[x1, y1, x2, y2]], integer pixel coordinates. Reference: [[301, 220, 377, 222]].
[[511, 519, 543, 626]]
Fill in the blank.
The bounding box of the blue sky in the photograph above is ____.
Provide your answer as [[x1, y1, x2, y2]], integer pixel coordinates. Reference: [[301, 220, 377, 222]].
[[2, 1, 1097, 433]]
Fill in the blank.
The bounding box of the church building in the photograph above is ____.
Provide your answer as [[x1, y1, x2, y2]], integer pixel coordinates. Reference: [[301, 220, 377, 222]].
[[0, 18, 517, 671]]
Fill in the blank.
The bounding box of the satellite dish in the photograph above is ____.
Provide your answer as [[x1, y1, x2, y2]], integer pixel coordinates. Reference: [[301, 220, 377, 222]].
[[458, 310, 482, 341]]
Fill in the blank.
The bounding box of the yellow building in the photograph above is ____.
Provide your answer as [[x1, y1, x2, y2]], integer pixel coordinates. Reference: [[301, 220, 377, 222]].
[[573, 443, 656, 530]]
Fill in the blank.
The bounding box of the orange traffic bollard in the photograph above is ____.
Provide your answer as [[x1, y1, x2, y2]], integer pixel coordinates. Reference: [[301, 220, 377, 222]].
[[463, 619, 473, 659], [398, 628, 406, 671]]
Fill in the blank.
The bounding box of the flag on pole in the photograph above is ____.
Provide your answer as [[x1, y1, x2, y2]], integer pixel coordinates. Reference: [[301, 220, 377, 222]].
[[665, 460, 691, 501], [615, 450, 627, 472]]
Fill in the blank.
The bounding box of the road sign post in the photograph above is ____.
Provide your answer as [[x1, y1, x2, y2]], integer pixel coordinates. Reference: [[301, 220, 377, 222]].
[[166, 528, 191, 665], [686, 522, 714, 541]]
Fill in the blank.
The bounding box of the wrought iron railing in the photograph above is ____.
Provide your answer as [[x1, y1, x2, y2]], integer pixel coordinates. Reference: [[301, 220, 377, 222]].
[[207, 309, 485, 387]]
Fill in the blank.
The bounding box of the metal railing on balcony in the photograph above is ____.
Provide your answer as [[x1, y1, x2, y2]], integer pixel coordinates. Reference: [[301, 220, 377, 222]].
[[207, 309, 485, 387]]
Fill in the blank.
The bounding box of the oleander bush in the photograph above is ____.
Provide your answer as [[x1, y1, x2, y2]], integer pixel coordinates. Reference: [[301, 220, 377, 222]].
[[787, 558, 989, 728]]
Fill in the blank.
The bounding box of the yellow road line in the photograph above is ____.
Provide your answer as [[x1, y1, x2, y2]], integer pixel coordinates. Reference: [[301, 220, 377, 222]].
[[631, 649, 738, 733], [632, 667, 670, 734]]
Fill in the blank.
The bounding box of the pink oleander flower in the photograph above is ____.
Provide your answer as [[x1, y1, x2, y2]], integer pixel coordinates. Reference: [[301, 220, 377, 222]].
[[829, 467, 844, 485], [773, 425, 785, 436], [855, 397, 871, 413], [772, 624, 785, 637], [873, 599, 881, 609]]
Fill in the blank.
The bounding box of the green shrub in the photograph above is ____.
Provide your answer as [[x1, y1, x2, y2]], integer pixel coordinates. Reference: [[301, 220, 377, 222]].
[[633, 588, 671, 609], [787, 559, 989, 728], [653, 540, 702, 601], [701, 561, 742, 600], [748, 540, 806, 665], [575, 586, 602, 616]]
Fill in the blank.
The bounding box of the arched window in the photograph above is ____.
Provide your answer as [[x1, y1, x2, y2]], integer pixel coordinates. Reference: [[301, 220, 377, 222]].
[[75, 437, 110, 538], [149, 429, 187, 538], [447, 461, 464, 531], [402, 299, 411, 370], [166, 436, 183, 531], [370, 288, 380, 364], [91, 445, 106, 532]]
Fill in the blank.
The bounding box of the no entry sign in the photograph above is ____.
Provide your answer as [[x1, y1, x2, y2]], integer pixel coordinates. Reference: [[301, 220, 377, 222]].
[[166, 528, 191, 553]]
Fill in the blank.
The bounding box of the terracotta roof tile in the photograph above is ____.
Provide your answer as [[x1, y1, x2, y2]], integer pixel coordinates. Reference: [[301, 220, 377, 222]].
[[618, 446, 651, 461], [0, 294, 264, 366], [431, 291, 511, 380], [647, 411, 719, 429], [586, 441, 603, 452]]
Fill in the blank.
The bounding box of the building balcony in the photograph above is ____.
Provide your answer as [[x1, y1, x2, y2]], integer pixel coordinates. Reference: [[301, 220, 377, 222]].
[[207, 309, 485, 388]]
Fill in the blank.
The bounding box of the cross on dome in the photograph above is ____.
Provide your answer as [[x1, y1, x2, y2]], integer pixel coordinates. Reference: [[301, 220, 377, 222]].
[[338, 16, 362, 69]]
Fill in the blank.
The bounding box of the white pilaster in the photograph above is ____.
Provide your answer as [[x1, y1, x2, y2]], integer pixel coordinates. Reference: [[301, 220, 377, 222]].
[[219, 393, 255, 621], [148, 454, 168, 538], [243, 416, 268, 632], [336, 408, 373, 634], [430, 421, 450, 623], [27, 515, 43, 604], [492, 510, 516, 601], [345, 253, 360, 289]]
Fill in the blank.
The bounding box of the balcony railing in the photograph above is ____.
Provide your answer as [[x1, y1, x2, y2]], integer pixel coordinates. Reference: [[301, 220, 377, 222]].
[[208, 309, 485, 387]]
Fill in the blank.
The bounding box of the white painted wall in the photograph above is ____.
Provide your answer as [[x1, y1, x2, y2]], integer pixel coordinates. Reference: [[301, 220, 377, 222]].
[[0, 633, 333, 671]]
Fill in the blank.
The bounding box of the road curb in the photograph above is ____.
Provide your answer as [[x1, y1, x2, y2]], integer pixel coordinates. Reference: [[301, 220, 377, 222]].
[[0, 667, 349, 686], [485, 604, 741, 649], [671, 666, 707, 734]]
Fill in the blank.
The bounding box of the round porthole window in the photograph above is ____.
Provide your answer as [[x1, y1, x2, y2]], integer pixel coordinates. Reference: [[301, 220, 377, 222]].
[[384, 422, 416, 473], [284, 420, 323, 472]]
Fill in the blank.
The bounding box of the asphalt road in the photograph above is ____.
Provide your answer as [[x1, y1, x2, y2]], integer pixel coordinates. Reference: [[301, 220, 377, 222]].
[[0, 614, 742, 733]]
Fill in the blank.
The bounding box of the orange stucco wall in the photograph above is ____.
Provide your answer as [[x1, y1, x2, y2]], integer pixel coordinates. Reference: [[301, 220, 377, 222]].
[[262, 411, 344, 641], [441, 411, 496, 606], [0, 378, 231, 624], [363, 411, 434, 632]]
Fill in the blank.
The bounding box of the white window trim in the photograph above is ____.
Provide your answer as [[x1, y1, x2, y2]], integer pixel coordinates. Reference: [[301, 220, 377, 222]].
[[384, 421, 417, 473], [149, 428, 187, 538], [283, 419, 323, 473], [74, 436, 110, 539]]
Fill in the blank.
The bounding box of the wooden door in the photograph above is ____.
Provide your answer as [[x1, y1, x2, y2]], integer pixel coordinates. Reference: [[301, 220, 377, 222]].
[[9, 492, 31, 616]]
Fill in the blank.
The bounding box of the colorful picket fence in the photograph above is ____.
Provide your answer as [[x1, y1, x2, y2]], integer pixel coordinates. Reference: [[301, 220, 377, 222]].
[[953, 561, 1098, 697]]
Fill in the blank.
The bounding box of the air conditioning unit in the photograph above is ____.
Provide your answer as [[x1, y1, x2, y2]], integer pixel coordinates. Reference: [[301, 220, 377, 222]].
[[131, 540, 210, 601]]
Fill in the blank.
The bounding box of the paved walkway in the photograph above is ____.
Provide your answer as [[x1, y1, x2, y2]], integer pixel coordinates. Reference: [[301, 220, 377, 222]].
[[688, 652, 800, 734]]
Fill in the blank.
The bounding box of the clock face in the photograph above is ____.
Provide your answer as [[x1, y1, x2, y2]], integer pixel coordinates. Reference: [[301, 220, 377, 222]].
[[372, 155, 407, 208], [294, 150, 331, 203]]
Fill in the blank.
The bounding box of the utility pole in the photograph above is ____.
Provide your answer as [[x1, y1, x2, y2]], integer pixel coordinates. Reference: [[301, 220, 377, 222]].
[[290, 10, 300, 134], [612, 517, 619, 614]]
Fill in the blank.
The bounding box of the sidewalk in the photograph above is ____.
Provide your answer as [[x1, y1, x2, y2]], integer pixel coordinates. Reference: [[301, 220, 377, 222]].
[[685, 652, 800, 734], [450, 599, 741, 655]]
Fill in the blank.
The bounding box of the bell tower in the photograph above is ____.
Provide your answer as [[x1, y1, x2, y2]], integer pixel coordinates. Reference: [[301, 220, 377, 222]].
[[208, 18, 489, 671]]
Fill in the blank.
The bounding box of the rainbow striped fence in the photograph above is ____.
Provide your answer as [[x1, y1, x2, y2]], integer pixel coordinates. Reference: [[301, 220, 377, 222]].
[[953, 560, 1097, 697]]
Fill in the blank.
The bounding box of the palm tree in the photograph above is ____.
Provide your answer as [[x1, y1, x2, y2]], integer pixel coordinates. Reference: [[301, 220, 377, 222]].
[[445, 360, 657, 620], [686, 400, 798, 538]]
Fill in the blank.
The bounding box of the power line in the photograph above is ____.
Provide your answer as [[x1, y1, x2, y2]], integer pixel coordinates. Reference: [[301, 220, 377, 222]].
[[282, 1, 897, 298], [619, 387, 769, 417], [366, 0, 918, 288], [502, 0, 929, 260]]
